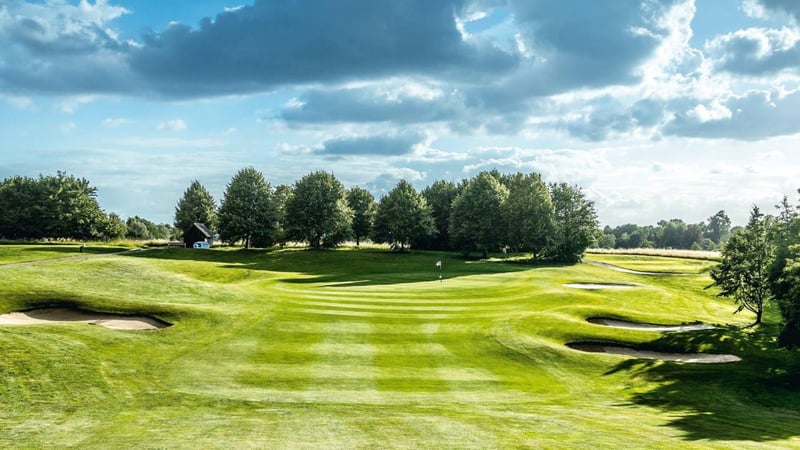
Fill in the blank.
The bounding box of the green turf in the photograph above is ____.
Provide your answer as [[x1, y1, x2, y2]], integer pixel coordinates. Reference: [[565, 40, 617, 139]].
[[0, 246, 798, 448]]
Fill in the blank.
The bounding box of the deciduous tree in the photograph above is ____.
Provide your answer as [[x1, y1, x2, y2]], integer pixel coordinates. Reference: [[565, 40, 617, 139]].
[[218, 167, 276, 248], [285, 171, 352, 248], [710, 206, 774, 326], [347, 187, 375, 247], [502, 172, 554, 258], [372, 180, 435, 250], [449, 172, 508, 258], [548, 182, 598, 263]]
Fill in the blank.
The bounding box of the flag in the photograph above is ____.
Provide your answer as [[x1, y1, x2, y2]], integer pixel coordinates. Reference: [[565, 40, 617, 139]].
[[436, 260, 442, 268]]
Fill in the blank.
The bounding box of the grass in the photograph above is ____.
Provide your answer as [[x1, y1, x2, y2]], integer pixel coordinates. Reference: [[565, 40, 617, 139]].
[[0, 246, 798, 448]]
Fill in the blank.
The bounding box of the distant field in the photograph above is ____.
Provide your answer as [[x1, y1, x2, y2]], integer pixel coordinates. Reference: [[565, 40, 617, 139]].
[[584, 253, 718, 274], [588, 247, 721, 260], [0, 246, 797, 448]]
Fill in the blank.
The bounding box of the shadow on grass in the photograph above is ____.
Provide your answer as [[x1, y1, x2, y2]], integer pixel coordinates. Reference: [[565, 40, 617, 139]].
[[605, 323, 800, 442], [19, 245, 128, 256], [124, 247, 542, 287]]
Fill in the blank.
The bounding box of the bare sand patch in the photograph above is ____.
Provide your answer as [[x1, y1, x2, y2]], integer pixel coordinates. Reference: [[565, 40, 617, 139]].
[[563, 283, 637, 290], [567, 342, 740, 363], [586, 260, 689, 276], [0, 307, 170, 330], [587, 317, 716, 332]]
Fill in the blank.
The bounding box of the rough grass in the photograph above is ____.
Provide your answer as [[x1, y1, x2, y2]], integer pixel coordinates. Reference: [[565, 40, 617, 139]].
[[0, 246, 798, 448], [588, 247, 721, 261]]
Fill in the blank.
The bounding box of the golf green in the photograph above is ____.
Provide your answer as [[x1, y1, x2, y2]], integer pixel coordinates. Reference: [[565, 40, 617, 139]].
[[0, 247, 798, 448]]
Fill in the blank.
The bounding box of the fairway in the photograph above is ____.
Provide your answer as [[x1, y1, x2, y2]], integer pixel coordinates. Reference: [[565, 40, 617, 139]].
[[1, 247, 799, 448]]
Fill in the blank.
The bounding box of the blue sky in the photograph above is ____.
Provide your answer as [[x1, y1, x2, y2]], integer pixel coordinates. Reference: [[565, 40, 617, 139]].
[[2, 0, 800, 226]]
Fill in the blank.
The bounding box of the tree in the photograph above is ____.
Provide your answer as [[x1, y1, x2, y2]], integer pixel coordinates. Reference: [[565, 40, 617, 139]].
[[449, 172, 508, 258], [421, 180, 458, 250], [502, 172, 554, 258], [272, 184, 292, 246], [174, 180, 217, 237], [99, 213, 127, 240], [217, 167, 276, 248], [710, 206, 774, 326], [705, 210, 731, 245], [372, 180, 435, 250], [0, 172, 111, 240], [347, 187, 375, 247], [548, 183, 598, 263], [768, 190, 800, 346], [284, 171, 352, 248]]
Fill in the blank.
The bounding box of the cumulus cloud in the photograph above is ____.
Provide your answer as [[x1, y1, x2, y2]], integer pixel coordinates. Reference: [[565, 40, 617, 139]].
[[128, 1, 518, 98], [102, 117, 132, 127], [707, 27, 800, 75], [317, 131, 425, 157], [664, 88, 800, 140], [0, 0, 135, 95], [157, 119, 187, 131], [281, 81, 464, 125]]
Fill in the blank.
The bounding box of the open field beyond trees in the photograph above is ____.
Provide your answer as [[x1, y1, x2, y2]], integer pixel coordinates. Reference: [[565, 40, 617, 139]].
[[1, 246, 799, 448]]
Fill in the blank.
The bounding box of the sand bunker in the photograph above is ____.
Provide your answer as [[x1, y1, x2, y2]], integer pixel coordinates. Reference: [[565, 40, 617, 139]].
[[586, 261, 689, 276], [588, 317, 716, 332], [564, 283, 637, 290], [567, 342, 740, 363], [0, 308, 170, 330]]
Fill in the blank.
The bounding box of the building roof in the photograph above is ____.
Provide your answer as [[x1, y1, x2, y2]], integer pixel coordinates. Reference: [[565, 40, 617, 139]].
[[193, 222, 212, 238]]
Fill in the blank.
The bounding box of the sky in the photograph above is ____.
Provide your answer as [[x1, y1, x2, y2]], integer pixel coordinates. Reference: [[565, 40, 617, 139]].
[[2, 0, 800, 227]]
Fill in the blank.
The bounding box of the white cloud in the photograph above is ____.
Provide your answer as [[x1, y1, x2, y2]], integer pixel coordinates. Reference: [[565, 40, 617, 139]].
[[102, 117, 132, 127], [157, 119, 187, 132], [60, 121, 76, 133], [3, 95, 34, 110]]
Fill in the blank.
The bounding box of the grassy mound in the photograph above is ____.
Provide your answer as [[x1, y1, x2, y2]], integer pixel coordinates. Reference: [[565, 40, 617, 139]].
[[0, 246, 798, 447]]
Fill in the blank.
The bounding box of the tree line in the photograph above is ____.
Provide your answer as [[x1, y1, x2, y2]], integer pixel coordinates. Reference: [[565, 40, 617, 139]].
[[175, 168, 599, 263], [709, 191, 800, 348], [0, 172, 174, 242], [0, 172, 126, 240], [596, 210, 732, 250]]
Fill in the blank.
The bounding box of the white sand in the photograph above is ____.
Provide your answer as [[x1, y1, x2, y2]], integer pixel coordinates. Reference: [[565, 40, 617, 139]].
[[568, 343, 740, 363], [0, 308, 169, 330], [596, 345, 741, 363], [588, 317, 716, 332]]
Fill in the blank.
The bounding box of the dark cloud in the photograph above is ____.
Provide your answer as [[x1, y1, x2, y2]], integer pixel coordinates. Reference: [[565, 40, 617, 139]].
[[756, 0, 800, 21], [129, 0, 518, 98], [664, 89, 800, 140], [558, 97, 666, 141], [281, 85, 465, 124], [708, 28, 800, 76], [317, 131, 425, 157], [465, 0, 678, 107]]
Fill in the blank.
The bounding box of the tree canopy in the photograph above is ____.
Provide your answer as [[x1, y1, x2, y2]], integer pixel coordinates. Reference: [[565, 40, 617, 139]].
[[0, 172, 114, 240], [174, 180, 217, 235], [449, 172, 509, 258], [710, 206, 774, 325], [548, 182, 598, 263], [284, 171, 352, 248], [503, 172, 554, 258], [347, 187, 375, 247], [218, 167, 276, 248], [372, 180, 435, 250]]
